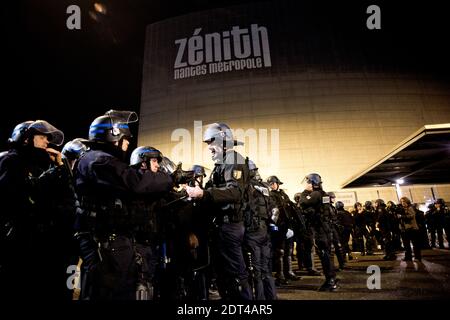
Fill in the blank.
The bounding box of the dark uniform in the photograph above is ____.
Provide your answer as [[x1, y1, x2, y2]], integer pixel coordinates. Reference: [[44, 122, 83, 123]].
[[129, 147, 175, 300], [294, 193, 321, 276], [298, 173, 337, 291], [243, 162, 277, 300], [268, 179, 300, 285], [328, 194, 346, 269], [363, 202, 377, 254], [434, 199, 449, 249], [0, 120, 75, 300], [335, 202, 354, 260], [187, 123, 252, 300], [375, 199, 396, 260], [201, 149, 251, 300], [386, 201, 403, 251], [75, 111, 173, 300]]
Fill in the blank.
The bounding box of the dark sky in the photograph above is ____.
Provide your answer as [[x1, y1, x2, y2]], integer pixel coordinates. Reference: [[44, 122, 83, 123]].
[[1, 0, 449, 151]]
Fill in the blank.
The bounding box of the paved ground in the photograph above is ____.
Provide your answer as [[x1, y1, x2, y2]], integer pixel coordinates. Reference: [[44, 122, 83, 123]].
[[276, 248, 450, 300]]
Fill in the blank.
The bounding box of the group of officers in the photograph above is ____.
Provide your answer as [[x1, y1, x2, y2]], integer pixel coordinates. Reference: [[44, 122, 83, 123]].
[[3, 110, 446, 301]]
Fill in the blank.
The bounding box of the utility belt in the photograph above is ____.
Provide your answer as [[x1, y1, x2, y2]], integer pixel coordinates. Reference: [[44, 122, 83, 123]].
[[79, 196, 130, 233], [246, 215, 268, 232], [214, 211, 243, 225]]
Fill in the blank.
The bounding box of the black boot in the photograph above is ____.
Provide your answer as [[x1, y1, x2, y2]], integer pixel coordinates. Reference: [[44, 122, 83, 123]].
[[318, 277, 338, 292], [284, 256, 300, 281]]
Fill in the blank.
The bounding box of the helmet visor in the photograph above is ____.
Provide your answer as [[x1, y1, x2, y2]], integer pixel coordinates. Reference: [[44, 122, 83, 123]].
[[105, 110, 138, 124], [159, 156, 178, 174], [29, 120, 64, 146]]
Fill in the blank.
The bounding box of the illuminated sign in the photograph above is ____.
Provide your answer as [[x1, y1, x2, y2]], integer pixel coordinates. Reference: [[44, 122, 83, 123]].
[[174, 24, 272, 79]]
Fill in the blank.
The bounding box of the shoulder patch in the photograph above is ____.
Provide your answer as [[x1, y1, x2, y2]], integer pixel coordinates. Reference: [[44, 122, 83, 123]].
[[233, 169, 242, 180]]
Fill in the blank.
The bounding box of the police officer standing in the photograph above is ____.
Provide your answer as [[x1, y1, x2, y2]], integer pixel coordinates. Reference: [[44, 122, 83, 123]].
[[243, 160, 277, 300], [335, 201, 354, 261], [186, 123, 252, 300], [298, 173, 338, 291], [0, 120, 74, 299], [74, 110, 173, 300], [267, 175, 300, 285], [375, 199, 396, 260], [128, 146, 174, 300], [328, 192, 346, 270]]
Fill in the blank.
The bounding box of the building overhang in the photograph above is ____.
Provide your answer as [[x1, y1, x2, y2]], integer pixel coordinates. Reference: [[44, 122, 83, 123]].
[[341, 123, 450, 188]]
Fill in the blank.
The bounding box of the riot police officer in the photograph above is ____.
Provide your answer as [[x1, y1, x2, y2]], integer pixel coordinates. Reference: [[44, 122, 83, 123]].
[[375, 199, 396, 260], [0, 120, 74, 299], [243, 160, 277, 299], [335, 201, 354, 261], [185, 123, 252, 300], [328, 192, 346, 270], [74, 110, 173, 300], [62, 138, 89, 171], [363, 201, 377, 254], [129, 146, 174, 300], [298, 173, 338, 291], [435, 199, 449, 249], [267, 175, 300, 285]]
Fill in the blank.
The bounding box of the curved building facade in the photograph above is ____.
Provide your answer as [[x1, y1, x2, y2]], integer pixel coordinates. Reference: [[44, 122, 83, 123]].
[[139, 1, 450, 202]]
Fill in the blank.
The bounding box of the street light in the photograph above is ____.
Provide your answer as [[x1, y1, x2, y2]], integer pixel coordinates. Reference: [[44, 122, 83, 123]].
[[394, 178, 404, 202]]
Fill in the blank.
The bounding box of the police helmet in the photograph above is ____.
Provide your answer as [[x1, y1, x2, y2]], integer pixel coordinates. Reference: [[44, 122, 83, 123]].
[[303, 173, 322, 187], [62, 138, 89, 161], [89, 110, 138, 143], [203, 122, 243, 146], [435, 198, 445, 206], [336, 201, 345, 210], [130, 146, 162, 167], [190, 165, 207, 177], [364, 201, 373, 208], [27, 120, 65, 146], [375, 199, 385, 207], [267, 175, 283, 185], [8, 120, 64, 147], [247, 159, 258, 171], [8, 121, 33, 144]]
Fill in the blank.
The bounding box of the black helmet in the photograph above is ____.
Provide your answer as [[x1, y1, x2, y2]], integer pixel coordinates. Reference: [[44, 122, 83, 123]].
[[9, 120, 64, 146], [435, 198, 445, 206], [190, 165, 207, 177], [62, 138, 89, 161], [130, 146, 162, 167], [303, 173, 322, 187], [336, 201, 345, 210], [375, 199, 386, 208], [247, 159, 258, 171], [267, 175, 283, 185], [364, 201, 373, 209], [8, 121, 33, 144], [203, 122, 243, 146], [89, 110, 138, 143]]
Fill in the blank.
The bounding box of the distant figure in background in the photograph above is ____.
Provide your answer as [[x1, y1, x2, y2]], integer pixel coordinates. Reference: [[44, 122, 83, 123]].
[[399, 197, 422, 262]]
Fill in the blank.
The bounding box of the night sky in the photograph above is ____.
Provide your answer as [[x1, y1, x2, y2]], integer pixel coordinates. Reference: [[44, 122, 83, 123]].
[[1, 0, 449, 151]]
